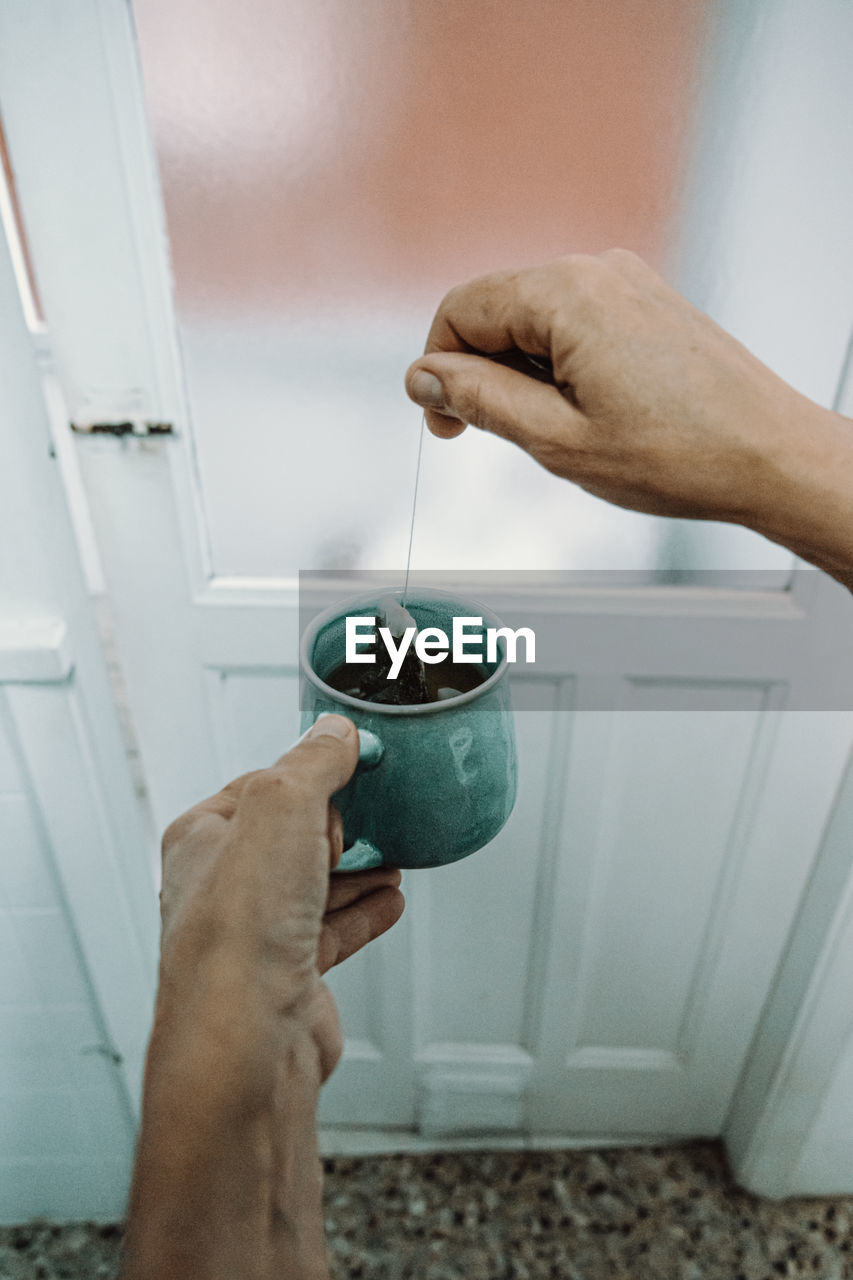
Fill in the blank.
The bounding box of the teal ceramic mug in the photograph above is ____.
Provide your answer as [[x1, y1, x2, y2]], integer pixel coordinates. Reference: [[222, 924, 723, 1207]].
[[299, 589, 517, 870]]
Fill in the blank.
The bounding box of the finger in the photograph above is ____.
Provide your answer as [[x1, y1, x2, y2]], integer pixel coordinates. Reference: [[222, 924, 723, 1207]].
[[406, 371, 469, 440], [407, 255, 607, 439], [317, 885, 406, 973], [170, 716, 359, 835], [230, 716, 359, 882], [272, 715, 360, 795], [406, 265, 556, 442], [309, 982, 344, 1083], [327, 804, 344, 870], [424, 266, 558, 360], [163, 767, 268, 842], [406, 351, 587, 472], [326, 867, 403, 912]]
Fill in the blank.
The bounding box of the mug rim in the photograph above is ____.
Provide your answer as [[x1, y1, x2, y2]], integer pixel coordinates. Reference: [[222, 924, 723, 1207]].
[[299, 587, 511, 717]]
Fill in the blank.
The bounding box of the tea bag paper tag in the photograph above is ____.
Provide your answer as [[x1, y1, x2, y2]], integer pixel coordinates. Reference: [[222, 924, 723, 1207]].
[[378, 593, 418, 639]]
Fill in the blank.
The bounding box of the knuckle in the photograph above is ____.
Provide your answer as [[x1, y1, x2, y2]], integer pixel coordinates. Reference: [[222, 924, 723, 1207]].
[[546, 254, 605, 323], [512, 266, 546, 315], [434, 279, 478, 333], [457, 369, 481, 409], [240, 768, 305, 810], [600, 247, 648, 276], [161, 811, 195, 854], [601, 245, 634, 265], [557, 250, 646, 312], [220, 769, 259, 797], [557, 251, 595, 276], [440, 280, 469, 312], [437, 268, 506, 328], [559, 252, 603, 295], [449, 375, 486, 431], [327, 802, 344, 842]]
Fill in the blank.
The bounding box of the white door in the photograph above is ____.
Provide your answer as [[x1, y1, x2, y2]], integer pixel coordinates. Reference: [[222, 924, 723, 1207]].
[[0, 128, 156, 1218], [3, 0, 853, 1148]]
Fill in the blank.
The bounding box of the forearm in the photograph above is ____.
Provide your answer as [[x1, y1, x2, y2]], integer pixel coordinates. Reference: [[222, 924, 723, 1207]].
[[120, 716, 380, 1279], [743, 402, 853, 590], [121, 973, 329, 1280]]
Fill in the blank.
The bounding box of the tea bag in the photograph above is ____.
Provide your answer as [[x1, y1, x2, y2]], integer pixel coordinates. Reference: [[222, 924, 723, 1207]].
[[366, 594, 431, 704], [378, 594, 416, 639], [323, 594, 490, 705]]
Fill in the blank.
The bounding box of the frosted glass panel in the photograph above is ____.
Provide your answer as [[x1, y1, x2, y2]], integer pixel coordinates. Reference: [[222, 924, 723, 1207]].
[[133, 0, 795, 577]]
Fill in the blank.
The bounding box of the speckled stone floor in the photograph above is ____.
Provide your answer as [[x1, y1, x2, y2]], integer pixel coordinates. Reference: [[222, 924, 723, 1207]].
[[1, 1141, 851, 1279]]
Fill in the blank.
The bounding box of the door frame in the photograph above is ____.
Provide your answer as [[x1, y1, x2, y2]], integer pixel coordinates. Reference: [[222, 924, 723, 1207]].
[[0, 153, 157, 1117], [4, 0, 853, 1182]]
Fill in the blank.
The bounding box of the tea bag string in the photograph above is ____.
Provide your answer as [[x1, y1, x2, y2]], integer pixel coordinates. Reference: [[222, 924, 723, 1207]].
[[401, 411, 426, 607]]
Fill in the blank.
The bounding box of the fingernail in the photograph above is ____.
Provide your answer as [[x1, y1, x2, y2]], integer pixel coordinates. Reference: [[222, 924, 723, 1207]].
[[409, 369, 445, 409], [307, 713, 354, 741]]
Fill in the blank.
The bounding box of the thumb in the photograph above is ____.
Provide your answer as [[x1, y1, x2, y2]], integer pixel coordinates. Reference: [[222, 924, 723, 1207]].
[[232, 715, 360, 884], [277, 714, 360, 798], [405, 352, 585, 460]]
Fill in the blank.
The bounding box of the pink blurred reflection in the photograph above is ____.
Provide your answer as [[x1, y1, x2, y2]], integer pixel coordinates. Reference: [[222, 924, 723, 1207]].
[[134, 0, 709, 314]]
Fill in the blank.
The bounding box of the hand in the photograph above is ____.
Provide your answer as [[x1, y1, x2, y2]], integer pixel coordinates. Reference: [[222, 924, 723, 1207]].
[[157, 714, 404, 1084], [405, 250, 853, 583], [312, 866, 406, 1081], [123, 715, 405, 1280], [319, 866, 405, 972]]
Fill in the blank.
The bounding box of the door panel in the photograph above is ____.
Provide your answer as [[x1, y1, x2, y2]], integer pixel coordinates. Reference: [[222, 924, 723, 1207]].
[[531, 709, 853, 1135], [414, 698, 564, 1053], [574, 705, 767, 1053], [207, 669, 300, 780]]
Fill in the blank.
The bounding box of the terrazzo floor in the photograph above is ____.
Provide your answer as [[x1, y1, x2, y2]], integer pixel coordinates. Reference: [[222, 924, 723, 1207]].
[[1, 1141, 851, 1279]]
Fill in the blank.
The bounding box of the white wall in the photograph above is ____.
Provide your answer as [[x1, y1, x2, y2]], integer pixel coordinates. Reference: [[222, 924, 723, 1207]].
[[793, 1022, 853, 1194], [677, 0, 853, 401], [726, 733, 853, 1197], [725, 317, 853, 1201], [667, 0, 853, 570], [0, 700, 136, 1220]]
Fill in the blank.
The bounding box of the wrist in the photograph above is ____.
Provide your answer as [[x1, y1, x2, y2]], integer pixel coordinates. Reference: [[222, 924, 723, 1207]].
[[123, 994, 327, 1280], [159, 886, 321, 1031], [742, 402, 853, 584], [151, 940, 324, 1113]]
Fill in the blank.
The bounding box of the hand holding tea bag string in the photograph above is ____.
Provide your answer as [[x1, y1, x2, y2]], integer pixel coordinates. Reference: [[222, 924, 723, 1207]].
[[405, 249, 853, 591]]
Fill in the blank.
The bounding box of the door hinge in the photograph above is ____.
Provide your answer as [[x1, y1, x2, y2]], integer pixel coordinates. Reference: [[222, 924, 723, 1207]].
[[70, 419, 174, 437]]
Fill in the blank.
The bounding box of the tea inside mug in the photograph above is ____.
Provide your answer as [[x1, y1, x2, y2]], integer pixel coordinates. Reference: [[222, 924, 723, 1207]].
[[324, 654, 488, 705], [319, 593, 490, 706]]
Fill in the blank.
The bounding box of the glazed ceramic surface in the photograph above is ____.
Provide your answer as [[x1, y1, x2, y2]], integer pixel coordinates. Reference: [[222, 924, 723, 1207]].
[[300, 590, 517, 870]]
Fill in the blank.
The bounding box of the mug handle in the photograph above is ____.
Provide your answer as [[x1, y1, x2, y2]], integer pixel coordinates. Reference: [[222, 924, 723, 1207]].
[[337, 839, 384, 871], [313, 715, 385, 871]]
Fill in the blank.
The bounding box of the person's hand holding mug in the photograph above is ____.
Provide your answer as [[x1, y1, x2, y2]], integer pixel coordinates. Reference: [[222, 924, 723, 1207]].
[[405, 249, 853, 589], [121, 715, 404, 1280]]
